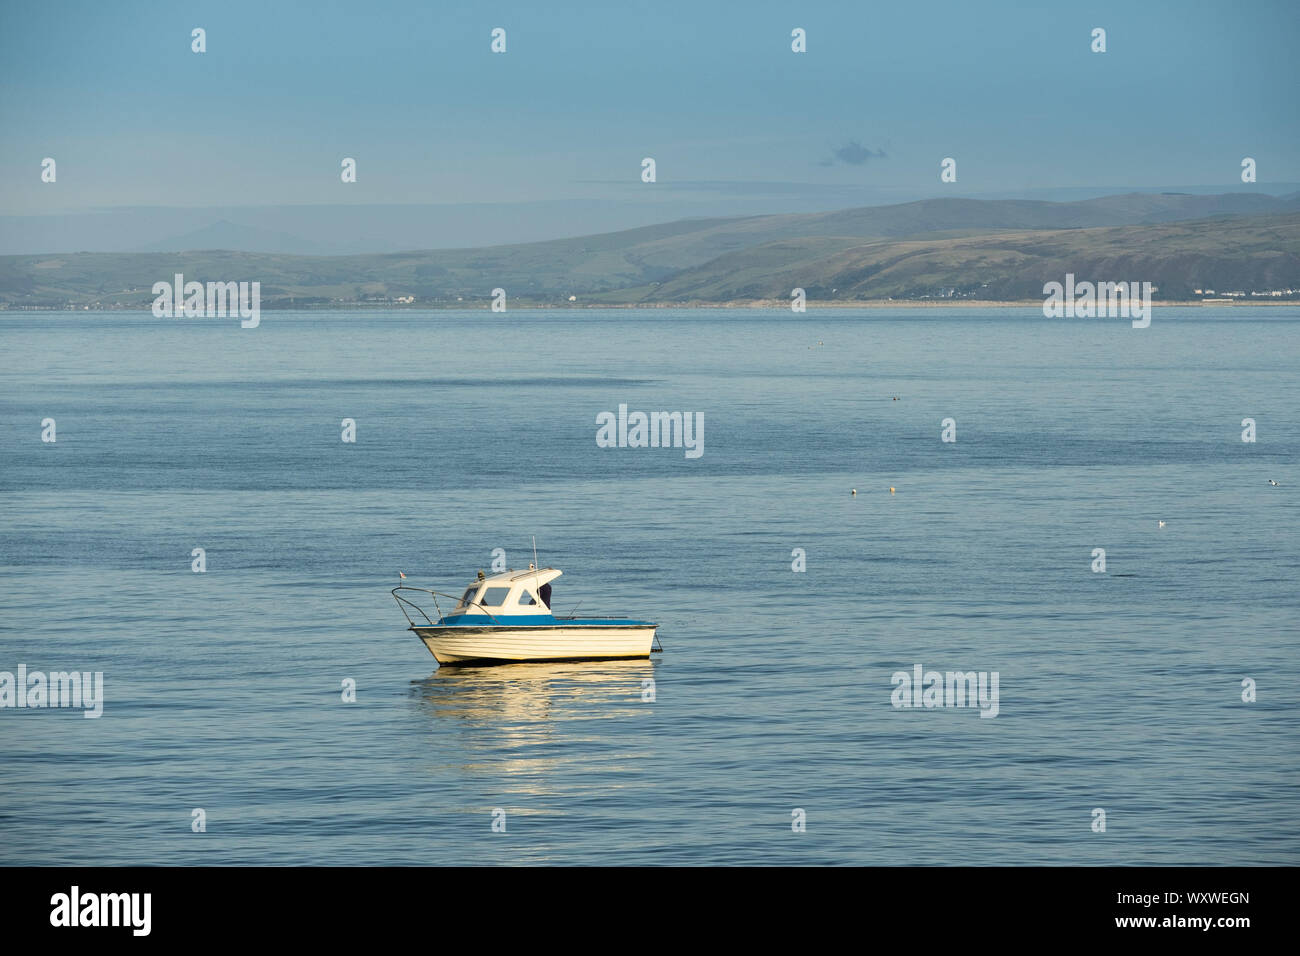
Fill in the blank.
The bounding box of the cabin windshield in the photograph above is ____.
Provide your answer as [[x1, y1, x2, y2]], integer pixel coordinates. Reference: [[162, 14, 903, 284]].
[[480, 587, 511, 607], [458, 587, 479, 608]]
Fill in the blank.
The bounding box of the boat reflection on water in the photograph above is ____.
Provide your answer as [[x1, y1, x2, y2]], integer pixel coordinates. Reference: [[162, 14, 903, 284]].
[[412, 658, 656, 727], [409, 661, 658, 812]]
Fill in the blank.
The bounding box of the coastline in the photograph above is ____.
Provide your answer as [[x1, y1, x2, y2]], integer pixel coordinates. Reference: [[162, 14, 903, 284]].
[[4, 298, 1296, 313], [572, 299, 1298, 310]]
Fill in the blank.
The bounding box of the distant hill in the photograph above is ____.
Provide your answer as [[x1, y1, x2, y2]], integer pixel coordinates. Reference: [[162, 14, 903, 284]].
[[602, 213, 1300, 303], [2, 193, 1298, 308]]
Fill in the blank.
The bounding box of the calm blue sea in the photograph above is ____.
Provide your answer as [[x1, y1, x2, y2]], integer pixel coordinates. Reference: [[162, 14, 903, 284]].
[[1, 307, 1297, 865]]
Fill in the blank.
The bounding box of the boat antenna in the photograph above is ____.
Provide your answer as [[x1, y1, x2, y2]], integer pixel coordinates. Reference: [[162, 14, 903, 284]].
[[532, 535, 539, 571]]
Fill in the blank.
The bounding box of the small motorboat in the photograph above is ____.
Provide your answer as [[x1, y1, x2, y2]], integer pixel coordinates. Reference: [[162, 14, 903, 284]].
[[393, 566, 660, 665]]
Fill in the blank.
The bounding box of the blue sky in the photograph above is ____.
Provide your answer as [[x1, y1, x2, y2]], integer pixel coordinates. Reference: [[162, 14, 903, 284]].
[[1, 0, 1296, 225]]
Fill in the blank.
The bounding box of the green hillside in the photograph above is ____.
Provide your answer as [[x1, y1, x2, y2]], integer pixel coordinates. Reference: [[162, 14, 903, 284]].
[[2, 194, 1297, 308], [603, 213, 1300, 303]]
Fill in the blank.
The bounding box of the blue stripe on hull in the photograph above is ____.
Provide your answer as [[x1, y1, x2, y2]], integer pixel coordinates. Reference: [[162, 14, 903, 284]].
[[435, 613, 656, 627]]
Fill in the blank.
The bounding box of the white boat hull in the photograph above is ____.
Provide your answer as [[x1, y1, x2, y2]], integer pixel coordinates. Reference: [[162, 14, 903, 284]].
[[413, 624, 657, 665]]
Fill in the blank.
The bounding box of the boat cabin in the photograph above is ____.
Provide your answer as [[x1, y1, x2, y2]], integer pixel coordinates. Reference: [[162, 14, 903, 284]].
[[452, 567, 562, 617]]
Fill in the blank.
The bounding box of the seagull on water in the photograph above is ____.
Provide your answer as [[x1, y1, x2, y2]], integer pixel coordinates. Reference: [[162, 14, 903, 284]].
[[1158, 520, 1166, 529], [1268, 479, 1280, 486]]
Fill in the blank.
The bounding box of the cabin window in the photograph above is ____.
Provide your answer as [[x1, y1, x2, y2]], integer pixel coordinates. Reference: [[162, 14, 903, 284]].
[[517, 590, 538, 606], [458, 587, 479, 607], [479, 587, 511, 607]]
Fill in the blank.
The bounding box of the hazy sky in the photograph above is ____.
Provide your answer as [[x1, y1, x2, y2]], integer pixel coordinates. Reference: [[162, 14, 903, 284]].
[[1, 0, 1297, 218]]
